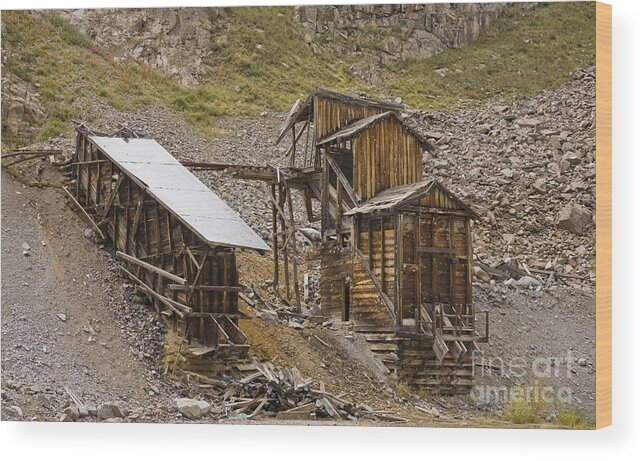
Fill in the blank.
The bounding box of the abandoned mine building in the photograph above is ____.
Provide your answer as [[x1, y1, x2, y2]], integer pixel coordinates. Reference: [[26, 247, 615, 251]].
[[272, 88, 488, 394], [70, 124, 269, 370]]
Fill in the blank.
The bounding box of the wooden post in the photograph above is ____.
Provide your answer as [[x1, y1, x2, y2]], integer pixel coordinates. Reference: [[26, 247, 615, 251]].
[[415, 212, 421, 333], [84, 141, 91, 207], [335, 177, 342, 238], [291, 125, 296, 167], [304, 111, 312, 167], [74, 133, 81, 199], [394, 213, 402, 325], [271, 185, 279, 292], [465, 217, 473, 306], [321, 154, 329, 233], [278, 184, 290, 301], [448, 215, 455, 305], [285, 182, 302, 313], [380, 216, 386, 292], [368, 219, 373, 269]]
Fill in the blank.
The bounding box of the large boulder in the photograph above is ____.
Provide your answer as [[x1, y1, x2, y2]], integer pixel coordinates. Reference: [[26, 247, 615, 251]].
[[96, 402, 127, 420], [174, 398, 211, 419], [557, 203, 593, 235]]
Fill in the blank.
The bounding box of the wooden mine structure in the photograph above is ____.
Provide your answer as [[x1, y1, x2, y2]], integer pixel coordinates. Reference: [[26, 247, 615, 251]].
[[276, 89, 488, 393], [69, 124, 269, 365], [180, 88, 489, 393]]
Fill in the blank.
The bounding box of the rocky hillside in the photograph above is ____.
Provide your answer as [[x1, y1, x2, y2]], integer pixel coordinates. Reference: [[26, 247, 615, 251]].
[[2, 3, 595, 147], [406, 67, 597, 281]]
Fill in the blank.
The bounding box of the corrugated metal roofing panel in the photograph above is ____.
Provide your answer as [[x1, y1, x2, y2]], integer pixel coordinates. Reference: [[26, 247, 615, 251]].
[[90, 136, 269, 251]]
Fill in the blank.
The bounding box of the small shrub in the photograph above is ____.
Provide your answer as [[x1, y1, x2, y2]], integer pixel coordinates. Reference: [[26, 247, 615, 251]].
[[36, 118, 70, 142], [504, 382, 549, 424], [556, 404, 593, 429]]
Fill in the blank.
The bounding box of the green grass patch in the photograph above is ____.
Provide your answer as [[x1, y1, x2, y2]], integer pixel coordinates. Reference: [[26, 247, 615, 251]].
[[557, 405, 593, 429], [504, 382, 549, 425], [389, 2, 596, 110], [36, 118, 70, 142]]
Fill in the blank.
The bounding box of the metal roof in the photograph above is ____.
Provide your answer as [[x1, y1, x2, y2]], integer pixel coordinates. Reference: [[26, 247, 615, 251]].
[[89, 136, 270, 252], [316, 111, 433, 152], [316, 112, 395, 146], [345, 179, 480, 219]]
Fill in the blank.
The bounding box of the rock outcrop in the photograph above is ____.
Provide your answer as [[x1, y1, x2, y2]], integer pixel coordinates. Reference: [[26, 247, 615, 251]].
[[58, 8, 213, 87], [294, 3, 507, 85], [1, 76, 46, 141]]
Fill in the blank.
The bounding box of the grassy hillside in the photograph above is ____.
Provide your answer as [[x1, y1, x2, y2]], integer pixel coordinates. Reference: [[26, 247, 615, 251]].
[[1, 2, 595, 146], [390, 2, 596, 109]]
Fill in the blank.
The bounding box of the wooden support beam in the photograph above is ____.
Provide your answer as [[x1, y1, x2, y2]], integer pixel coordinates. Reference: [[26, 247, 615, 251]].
[[303, 111, 312, 167], [368, 219, 373, 269], [130, 196, 144, 255], [335, 178, 343, 234], [116, 251, 187, 285], [62, 186, 106, 241], [415, 212, 422, 333], [100, 174, 124, 221], [118, 266, 189, 318], [326, 154, 360, 207], [266, 188, 290, 224], [74, 134, 82, 199], [168, 284, 244, 292], [278, 185, 290, 301], [2, 149, 62, 159], [271, 185, 279, 292], [70, 159, 108, 166], [285, 182, 302, 313], [417, 246, 456, 255], [187, 312, 247, 319], [291, 125, 296, 167], [188, 248, 210, 304], [381, 216, 386, 292], [321, 154, 329, 232], [84, 142, 92, 206], [395, 213, 402, 325], [185, 245, 199, 269]]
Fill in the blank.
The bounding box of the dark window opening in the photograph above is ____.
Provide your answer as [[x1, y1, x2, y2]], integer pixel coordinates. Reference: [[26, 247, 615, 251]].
[[343, 277, 350, 321]]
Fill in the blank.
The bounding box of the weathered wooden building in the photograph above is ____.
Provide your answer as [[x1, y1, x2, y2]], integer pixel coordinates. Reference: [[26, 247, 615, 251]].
[[70, 124, 269, 364], [275, 89, 487, 393]]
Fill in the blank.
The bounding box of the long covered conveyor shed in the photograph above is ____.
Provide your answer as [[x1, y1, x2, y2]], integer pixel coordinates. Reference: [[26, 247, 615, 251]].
[[70, 124, 268, 362]]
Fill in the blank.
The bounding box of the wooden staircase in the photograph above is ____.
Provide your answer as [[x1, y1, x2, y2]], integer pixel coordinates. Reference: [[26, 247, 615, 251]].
[[350, 248, 480, 394]]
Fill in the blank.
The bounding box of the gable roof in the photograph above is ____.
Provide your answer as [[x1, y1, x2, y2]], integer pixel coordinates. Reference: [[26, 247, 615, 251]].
[[344, 179, 480, 219], [89, 136, 270, 252], [316, 111, 432, 151], [275, 87, 404, 145]]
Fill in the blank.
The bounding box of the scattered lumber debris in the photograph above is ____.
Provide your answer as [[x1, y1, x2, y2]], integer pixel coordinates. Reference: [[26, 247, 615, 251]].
[[240, 285, 311, 323], [474, 260, 586, 287], [182, 361, 403, 422], [1, 149, 64, 166]]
